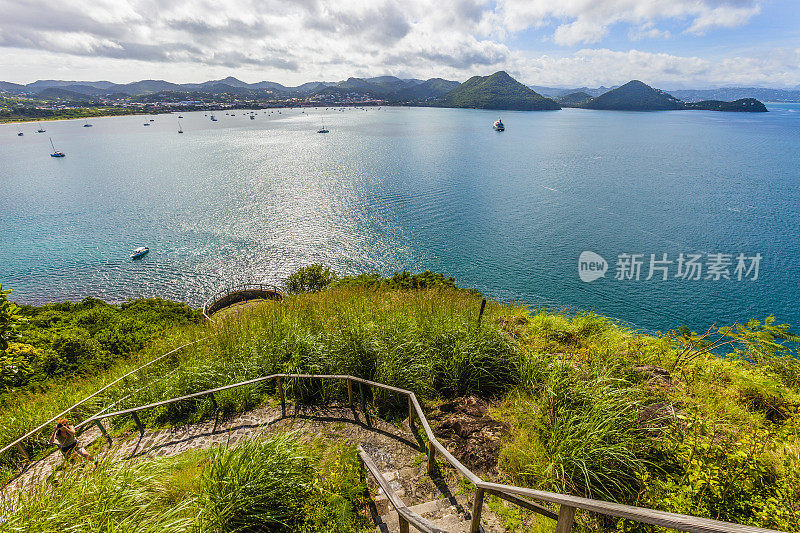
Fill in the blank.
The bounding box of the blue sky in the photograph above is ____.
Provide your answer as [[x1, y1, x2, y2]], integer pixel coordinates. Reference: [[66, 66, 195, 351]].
[[0, 0, 798, 88], [505, 0, 800, 60]]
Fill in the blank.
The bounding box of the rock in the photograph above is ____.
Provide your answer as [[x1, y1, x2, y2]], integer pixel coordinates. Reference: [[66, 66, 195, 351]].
[[634, 365, 672, 383], [432, 396, 509, 472], [637, 402, 678, 436]]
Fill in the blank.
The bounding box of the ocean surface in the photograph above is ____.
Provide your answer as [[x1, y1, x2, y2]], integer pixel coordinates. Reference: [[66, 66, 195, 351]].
[[2, 104, 799, 333]]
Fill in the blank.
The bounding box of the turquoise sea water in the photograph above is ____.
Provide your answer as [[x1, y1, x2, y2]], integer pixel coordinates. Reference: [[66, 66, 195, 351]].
[[1, 104, 799, 333]]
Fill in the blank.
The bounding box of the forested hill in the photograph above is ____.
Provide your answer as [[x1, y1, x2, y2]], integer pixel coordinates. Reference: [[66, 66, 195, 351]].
[[436, 71, 561, 111]]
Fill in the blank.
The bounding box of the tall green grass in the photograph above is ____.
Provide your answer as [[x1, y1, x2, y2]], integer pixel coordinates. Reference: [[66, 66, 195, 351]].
[[2, 282, 798, 531], [3, 433, 370, 533]]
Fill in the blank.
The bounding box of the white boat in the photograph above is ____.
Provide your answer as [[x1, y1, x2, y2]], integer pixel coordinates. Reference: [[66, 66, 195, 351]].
[[493, 118, 504, 131], [178, 120, 183, 133], [317, 123, 329, 133], [49, 137, 65, 157], [131, 246, 149, 259]]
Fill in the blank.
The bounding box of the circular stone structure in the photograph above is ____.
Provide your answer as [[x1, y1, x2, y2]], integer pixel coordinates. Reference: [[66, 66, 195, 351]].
[[202, 283, 283, 320]]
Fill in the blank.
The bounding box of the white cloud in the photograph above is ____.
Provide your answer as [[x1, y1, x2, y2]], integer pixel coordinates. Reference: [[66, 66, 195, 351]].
[[0, 0, 795, 88], [516, 48, 800, 88], [495, 0, 761, 44]]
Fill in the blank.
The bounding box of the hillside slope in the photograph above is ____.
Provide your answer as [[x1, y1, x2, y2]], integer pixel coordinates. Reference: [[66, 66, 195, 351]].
[[437, 71, 561, 111], [2, 269, 798, 531], [580, 80, 683, 110]]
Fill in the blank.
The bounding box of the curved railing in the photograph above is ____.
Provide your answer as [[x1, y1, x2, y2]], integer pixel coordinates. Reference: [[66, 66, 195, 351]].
[[75, 374, 784, 533], [202, 283, 283, 320]]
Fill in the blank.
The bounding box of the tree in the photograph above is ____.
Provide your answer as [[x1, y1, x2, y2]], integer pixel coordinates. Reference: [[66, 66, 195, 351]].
[[284, 264, 338, 294], [0, 284, 23, 351]]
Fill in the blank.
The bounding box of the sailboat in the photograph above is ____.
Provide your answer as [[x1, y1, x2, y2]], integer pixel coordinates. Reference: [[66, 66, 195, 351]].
[[317, 122, 329, 134], [49, 137, 65, 157], [16, 126, 23, 136], [83, 119, 92, 127], [178, 120, 183, 133], [37, 123, 46, 133]]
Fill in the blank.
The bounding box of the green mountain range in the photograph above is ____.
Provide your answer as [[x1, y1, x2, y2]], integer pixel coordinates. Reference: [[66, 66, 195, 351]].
[[557, 91, 592, 106], [436, 71, 561, 111], [579, 80, 683, 111]]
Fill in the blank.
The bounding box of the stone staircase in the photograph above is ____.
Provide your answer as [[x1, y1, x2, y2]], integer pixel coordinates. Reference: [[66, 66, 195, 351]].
[[2, 403, 504, 532]]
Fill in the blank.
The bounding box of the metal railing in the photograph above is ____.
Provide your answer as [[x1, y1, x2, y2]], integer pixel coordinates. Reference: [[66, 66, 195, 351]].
[[202, 283, 282, 320], [0, 336, 211, 464], [73, 373, 784, 533]]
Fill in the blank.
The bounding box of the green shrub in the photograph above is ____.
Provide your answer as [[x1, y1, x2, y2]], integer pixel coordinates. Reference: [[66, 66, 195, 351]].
[[284, 264, 338, 294]]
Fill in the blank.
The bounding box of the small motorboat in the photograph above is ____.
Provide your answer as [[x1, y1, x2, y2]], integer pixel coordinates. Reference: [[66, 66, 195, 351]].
[[493, 118, 504, 131], [250, 115, 255, 120], [49, 137, 65, 157], [131, 246, 149, 259]]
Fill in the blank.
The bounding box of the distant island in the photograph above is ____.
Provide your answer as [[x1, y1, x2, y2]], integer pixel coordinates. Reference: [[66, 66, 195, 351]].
[[571, 80, 768, 112], [1, 73, 771, 122], [435, 71, 560, 111]]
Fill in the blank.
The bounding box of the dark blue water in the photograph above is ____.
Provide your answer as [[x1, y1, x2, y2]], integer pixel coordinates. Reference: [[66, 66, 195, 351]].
[[2, 104, 799, 333]]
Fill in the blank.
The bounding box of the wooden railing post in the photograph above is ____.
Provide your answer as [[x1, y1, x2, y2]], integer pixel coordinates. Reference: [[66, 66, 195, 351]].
[[277, 377, 285, 418], [427, 440, 436, 476], [209, 393, 219, 433], [95, 420, 112, 446], [131, 412, 145, 436], [15, 442, 30, 462], [470, 487, 485, 533], [399, 515, 410, 533], [555, 505, 576, 533], [359, 382, 369, 426], [408, 396, 415, 431], [347, 378, 353, 407]]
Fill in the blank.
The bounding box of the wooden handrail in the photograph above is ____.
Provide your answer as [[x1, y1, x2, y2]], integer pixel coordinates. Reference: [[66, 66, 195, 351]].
[[71, 372, 787, 533], [0, 336, 211, 460], [358, 445, 449, 533], [476, 482, 782, 533]]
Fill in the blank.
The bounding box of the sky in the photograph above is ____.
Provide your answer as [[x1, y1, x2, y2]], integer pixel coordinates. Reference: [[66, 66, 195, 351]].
[[0, 0, 799, 88]]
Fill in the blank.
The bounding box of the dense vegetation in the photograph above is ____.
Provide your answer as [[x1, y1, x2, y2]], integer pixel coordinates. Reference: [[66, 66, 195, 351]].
[[4, 434, 371, 533], [0, 287, 201, 393], [683, 98, 768, 112], [437, 71, 561, 111], [1, 269, 798, 531], [578, 81, 769, 112], [557, 91, 592, 107], [579, 80, 684, 111]]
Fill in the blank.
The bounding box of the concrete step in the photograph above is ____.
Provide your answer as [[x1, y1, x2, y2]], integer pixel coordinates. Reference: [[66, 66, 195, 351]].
[[376, 495, 473, 533]]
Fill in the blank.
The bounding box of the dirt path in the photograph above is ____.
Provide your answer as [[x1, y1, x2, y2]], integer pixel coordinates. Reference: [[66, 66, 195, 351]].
[[2, 403, 505, 532]]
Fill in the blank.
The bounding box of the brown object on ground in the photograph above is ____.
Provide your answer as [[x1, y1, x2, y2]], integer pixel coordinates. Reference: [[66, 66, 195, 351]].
[[431, 396, 510, 474]]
